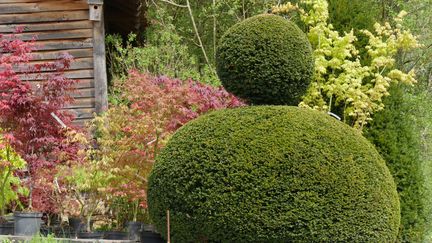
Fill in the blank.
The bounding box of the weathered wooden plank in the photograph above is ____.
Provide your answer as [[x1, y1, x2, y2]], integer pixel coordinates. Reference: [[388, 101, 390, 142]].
[[1, 40, 92, 54], [3, 29, 92, 41], [29, 49, 93, 60], [0, 10, 88, 24], [0, 0, 59, 3], [71, 87, 95, 98], [0, 20, 93, 33], [64, 107, 96, 120], [93, 7, 108, 113], [29, 79, 94, 89], [0, 1, 88, 14], [1, 48, 93, 60], [67, 57, 94, 70], [33, 39, 93, 51], [71, 119, 92, 127], [2, 57, 93, 72], [66, 97, 95, 108], [73, 79, 95, 89], [19, 69, 94, 80]]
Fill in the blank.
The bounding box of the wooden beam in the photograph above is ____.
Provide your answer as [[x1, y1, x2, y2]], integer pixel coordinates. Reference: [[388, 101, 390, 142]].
[[92, 5, 108, 113]]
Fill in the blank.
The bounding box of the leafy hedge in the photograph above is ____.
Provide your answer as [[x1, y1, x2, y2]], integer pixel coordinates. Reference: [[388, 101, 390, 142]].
[[216, 14, 314, 105], [365, 85, 426, 242], [148, 106, 400, 242]]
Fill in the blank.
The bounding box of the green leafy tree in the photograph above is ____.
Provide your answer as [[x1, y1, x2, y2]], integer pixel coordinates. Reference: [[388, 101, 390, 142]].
[[273, 0, 419, 129], [106, 8, 215, 82], [365, 1, 432, 241], [145, 0, 282, 76]]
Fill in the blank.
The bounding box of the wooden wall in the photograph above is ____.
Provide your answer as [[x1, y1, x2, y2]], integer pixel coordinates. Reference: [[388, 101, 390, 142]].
[[0, 0, 108, 125]]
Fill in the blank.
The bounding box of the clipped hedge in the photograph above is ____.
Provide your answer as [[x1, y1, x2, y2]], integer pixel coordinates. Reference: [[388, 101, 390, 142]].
[[148, 106, 400, 242], [216, 14, 314, 105]]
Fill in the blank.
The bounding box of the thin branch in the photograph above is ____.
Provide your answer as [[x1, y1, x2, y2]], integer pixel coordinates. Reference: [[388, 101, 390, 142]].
[[185, 0, 212, 68], [159, 0, 187, 8], [406, 43, 432, 72], [213, 0, 217, 61]]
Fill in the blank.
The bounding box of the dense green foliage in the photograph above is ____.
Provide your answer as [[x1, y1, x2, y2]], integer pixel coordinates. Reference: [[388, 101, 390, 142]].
[[105, 8, 219, 87], [362, 1, 432, 241], [327, 0, 379, 33], [327, 0, 379, 62], [148, 106, 400, 242], [147, 1, 283, 70], [365, 85, 426, 242], [0, 137, 28, 217], [216, 14, 314, 105]]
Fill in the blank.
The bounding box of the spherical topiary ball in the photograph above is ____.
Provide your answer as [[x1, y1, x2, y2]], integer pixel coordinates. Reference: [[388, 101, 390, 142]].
[[216, 14, 314, 105], [148, 106, 400, 242]]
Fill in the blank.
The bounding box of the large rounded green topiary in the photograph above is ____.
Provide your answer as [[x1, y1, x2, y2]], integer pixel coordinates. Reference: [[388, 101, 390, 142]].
[[216, 14, 314, 105], [148, 106, 400, 242]]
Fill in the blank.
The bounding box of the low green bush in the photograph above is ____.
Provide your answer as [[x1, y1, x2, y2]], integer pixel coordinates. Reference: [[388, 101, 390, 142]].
[[148, 106, 400, 242], [216, 14, 314, 105]]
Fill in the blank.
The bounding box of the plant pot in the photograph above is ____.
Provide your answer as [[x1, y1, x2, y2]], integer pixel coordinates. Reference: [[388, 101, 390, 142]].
[[0, 221, 14, 235], [104, 231, 128, 240], [77, 231, 104, 239], [53, 226, 72, 239], [141, 225, 164, 243], [40, 225, 53, 236], [127, 221, 143, 241], [68, 217, 84, 237], [13, 211, 43, 236]]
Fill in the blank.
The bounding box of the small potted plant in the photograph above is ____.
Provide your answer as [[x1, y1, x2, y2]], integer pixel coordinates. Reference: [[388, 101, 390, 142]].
[[126, 197, 145, 241], [0, 135, 29, 235], [101, 197, 128, 240], [57, 132, 112, 240]]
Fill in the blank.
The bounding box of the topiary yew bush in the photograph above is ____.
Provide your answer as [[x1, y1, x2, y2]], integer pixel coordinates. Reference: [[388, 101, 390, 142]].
[[148, 106, 400, 242], [216, 14, 314, 105]]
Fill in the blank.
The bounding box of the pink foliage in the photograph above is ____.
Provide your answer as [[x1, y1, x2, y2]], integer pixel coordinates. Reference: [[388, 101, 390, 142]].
[[123, 71, 244, 131], [104, 71, 245, 208]]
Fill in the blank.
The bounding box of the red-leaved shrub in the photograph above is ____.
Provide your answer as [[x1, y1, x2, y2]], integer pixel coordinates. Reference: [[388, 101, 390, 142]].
[[96, 71, 244, 215], [0, 28, 79, 212]]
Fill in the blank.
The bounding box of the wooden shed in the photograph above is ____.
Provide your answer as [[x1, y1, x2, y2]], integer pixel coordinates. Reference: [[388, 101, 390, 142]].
[[0, 0, 109, 124]]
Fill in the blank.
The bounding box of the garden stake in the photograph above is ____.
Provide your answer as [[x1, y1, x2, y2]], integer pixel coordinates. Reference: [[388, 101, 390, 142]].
[[167, 209, 171, 243]]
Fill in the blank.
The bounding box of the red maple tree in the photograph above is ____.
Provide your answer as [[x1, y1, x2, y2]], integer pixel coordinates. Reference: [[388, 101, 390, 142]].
[[0, 28, 79, 211]]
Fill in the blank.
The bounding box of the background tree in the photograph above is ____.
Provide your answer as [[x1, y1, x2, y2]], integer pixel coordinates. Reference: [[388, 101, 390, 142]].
[[365, 0, 432, 241]]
